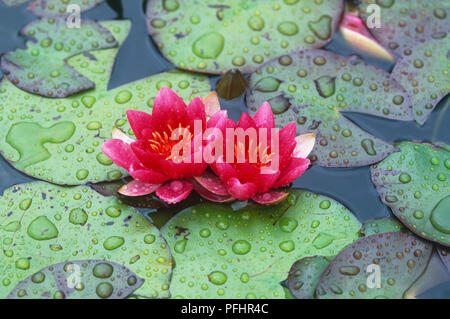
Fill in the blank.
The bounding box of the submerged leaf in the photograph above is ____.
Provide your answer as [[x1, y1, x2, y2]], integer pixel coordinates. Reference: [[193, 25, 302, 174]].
[[371, 142, 450, 246], [287, 256, 330, 299], [316, 232, 433, 299], [358, 0, 449, 56], [7, 260, 144, 299], [0, 182, 172, 298], [1, 18, 117, 98], [215, 69, 247, 100], [391, 34, 450, 125], [0, 20, 211, 185], [361, 217, 406, 235], [162, 189, 361, 298], [146, 0, 343, 74], [247, 49, 412, 167]]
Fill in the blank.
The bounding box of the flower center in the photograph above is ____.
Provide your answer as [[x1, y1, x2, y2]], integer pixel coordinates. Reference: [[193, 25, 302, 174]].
[[148, 124, 192, 160], [233, 139, 274, 169]]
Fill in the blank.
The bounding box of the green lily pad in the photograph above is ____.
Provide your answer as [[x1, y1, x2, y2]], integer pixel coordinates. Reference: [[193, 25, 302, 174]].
[[1, 18, 118, 98], [146, 0, 344, 74], [246, 49, 412, 167], [361, 218, 406, 235], [371, 142, 450, 246], [0, 181, 172, 299], [162, 189, 361, 298], [7, 259, 144, 299], [0, 20, 211, 185], [358, 0, 449, 56], [391, 33, 450, 125], [287, 256, 330, 299], [2, 0, 106, 16], [316, 232, 433, 299]]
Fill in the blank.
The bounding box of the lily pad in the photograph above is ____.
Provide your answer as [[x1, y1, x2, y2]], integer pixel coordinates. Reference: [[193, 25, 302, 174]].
[[391, 33, 450, 125], [0, 182, 172, 299], [146, 0, 344, 74], [358, 0, 449, 56], [162, 189, 361, 298], [371, 142, 450, 246], [1, 17, 118, 98], [2, 0, 106, 16], [7, 259, 144, 299], [316, 232, 433, 299], [246, 49, 412, 167], [361, 217, 406, 235], [437, 247, 450, 273], [0, 20, 211, 185], [287, 256, 330, 299]]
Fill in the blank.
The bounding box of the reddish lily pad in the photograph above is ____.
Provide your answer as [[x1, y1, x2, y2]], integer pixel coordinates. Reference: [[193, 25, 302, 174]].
[[316, 232, 433, 299], [0, 20, 211, 185], [371, 142, 450, 247], [193, 170, 229, 196], [361, 218, 406, 236], [0, 182, 172, 298], [247, 49, 413, 167], [146, 0, 344, 74], [7, 260, 143, 299], [1, 18, 117, 98], [287, 256, 330, 299], [162, 189, 361, 298], [391, 33, 450, 125], [358, 0, 449, 56]]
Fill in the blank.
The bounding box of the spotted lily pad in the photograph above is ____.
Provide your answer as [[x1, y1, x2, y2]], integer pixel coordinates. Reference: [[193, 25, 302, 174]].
[[0, 182, 172, 299], [162, 189, 361, 298], [287, 256, 330, 299], [0, 20, 211, 185], [7, 260, 144, 299], [316, 232, 433, 299], [246, 49, 412, 167], [391, 33, 450, 125], [146, 0, 343, 74], [371, 142, 450, 246], [361, 218, 406, 235], [2, 0, 106, 16], [1, 18, 118, 98], [437, 247, 450, 273], [358, 0, 449, 56]]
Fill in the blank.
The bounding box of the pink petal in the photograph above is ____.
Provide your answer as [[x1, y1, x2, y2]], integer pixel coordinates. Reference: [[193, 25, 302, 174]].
[[152, 87, 189, 131], [118, 180, 160, 197], [293, 133, 316, 158], [193, 170, 229, 196], [237, 112, 257, 130], [207, 110, 228, 129], [252, 190, 289, 205], [203, 91, 221, 118], [252, 102, 275, 129], [102, 139, 141, 171], [225, 177, 258, 201], [156, 179, 194, 204], [211, 161, 237, 182], [273, 157, 310, 188], [278, 122, 297, 167], [254, 169, 280, 192], [187, 96, 207, 130], [192, 180, 234, 203], [126, 110, 153, 140], [129, 168, 169, 184], [112, 127, 135, 145], [159, 159, 207, 179], [130, 141, 164, 171]]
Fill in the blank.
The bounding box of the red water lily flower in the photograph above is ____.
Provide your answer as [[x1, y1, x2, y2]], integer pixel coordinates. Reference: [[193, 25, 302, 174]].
[[194, 102, 315, 205], [102, 87, 220, 204]]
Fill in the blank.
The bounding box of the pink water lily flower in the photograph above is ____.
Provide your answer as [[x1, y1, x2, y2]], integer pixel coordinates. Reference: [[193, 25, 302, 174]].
[[102, 87, 220, 204], [194, 102, 315, 205]]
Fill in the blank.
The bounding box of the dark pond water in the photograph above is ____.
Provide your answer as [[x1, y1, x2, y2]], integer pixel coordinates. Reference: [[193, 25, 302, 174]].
[[0, 0, 449, 298]]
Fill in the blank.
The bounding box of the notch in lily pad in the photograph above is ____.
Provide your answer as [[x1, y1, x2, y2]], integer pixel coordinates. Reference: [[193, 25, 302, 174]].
[[7, 260, 144, 299]]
